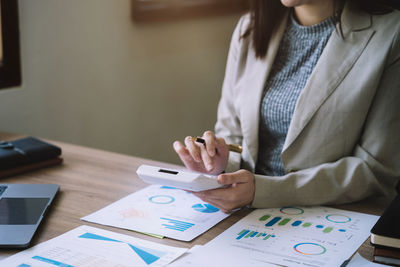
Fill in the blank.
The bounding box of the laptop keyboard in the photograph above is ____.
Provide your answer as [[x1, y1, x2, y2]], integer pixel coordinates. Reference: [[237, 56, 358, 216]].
[[0, 186, 7, 197]]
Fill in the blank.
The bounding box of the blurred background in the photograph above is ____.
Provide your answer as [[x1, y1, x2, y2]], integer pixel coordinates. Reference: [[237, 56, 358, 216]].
[[0, 0, 245, 164]]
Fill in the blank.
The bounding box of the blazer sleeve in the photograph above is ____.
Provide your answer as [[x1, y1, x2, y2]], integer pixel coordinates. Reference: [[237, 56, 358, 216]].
[[215, 15, 249, 172], [252, 32, 400, 208]]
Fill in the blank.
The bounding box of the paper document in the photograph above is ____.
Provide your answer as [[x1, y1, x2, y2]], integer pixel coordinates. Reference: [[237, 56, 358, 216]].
[[171, 206, 379, 267], [0, 225, 187, 267], [82, 185, 230, 241], [345, 253, 388, 267]]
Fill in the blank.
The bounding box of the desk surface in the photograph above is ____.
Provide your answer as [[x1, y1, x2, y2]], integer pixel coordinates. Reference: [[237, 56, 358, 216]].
[[0, 133, 389, 262]]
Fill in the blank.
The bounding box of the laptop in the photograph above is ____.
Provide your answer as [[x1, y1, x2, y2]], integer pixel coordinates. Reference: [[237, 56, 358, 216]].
[[0, 184, 59, 248]]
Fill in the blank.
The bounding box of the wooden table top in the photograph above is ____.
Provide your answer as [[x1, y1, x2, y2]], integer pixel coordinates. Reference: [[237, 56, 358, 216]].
[[0, 133, 388, 263]]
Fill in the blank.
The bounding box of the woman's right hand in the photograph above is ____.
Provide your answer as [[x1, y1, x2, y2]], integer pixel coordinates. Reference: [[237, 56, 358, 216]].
[[173, 131, 229, 175]]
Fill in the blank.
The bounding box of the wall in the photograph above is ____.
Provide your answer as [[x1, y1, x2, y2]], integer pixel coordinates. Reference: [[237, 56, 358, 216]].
[[0, 0, 241, 164]]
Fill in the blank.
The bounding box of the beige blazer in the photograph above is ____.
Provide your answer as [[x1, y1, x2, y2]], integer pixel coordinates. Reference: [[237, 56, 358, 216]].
[[215, 3, 400, 208]]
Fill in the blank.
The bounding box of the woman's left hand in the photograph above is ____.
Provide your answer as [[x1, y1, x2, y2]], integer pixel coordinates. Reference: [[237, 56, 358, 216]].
[[191, 169, 255, 213]]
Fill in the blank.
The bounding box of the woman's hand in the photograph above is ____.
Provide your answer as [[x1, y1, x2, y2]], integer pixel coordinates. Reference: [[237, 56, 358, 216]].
[[173, 131, 229, 175], [192, 169, 255, 213]]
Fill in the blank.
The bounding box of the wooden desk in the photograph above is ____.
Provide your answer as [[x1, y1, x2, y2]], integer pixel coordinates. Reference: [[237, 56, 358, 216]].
[[0, 133, 388, 263]]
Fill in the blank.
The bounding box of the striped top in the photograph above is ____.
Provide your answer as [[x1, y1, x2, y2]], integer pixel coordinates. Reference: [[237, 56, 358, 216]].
[[255, 12, 335, 176]]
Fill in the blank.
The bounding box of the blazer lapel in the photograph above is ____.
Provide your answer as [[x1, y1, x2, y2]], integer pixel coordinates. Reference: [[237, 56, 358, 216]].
[[282, 4, 375, 155], [241, 13, 289, 168]]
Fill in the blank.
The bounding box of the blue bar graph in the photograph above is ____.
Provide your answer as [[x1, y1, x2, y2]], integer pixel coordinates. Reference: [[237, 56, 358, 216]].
[[265, 216, 281, 227], [292, 220, 302, 226], [250, 231, 258, 237], [237, 230, 250, 239], [237, 229, 276, 240], [160, 217, 194, 232]]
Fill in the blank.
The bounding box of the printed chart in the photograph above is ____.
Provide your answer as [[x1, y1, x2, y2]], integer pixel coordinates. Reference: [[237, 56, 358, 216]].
[[82, 185, 230, 241], [0, 225, 187, 267], [170, 206, 379, 267]]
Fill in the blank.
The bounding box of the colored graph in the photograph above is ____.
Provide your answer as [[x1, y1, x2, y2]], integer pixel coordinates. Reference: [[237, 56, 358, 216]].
[[192, 203, 219, 213], [260, 215, 347, 233], [160, 217, 195, 232], [236, 229, 275, 240], [148, 195, 175, 204], [326, 214, 351, 223], [294, 242, 327, 255], [280, 206, 304, 215], [79, 232, 166, 264]]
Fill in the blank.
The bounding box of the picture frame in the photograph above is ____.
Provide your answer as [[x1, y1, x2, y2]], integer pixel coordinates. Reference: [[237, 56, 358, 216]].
[[0, 0, 21, 89], [132, 0, 249, 23]]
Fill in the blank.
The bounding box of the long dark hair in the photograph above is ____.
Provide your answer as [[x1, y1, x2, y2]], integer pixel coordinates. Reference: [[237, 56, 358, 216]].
[[244, 0, 395, 59]]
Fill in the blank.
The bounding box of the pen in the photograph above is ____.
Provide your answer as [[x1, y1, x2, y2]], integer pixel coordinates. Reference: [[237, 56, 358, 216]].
[[192, 136, 242, 153]]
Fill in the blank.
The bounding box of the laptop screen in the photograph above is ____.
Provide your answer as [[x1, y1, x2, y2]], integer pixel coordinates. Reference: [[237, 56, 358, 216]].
[[0, 198, 49, 225]]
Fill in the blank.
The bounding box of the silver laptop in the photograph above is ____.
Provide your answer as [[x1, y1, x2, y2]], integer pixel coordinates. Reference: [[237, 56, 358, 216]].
[[0, 184, 59, 248]]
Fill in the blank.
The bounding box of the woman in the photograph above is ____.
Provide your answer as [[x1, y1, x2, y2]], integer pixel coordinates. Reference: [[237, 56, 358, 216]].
[[173, 0, 400, 212]]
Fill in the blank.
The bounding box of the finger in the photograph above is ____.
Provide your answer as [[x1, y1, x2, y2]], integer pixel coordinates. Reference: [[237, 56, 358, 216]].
[[200, 145, 214, 171], [173, 141, 187, 156], [194, 187, 233, 202], [173, 141, 199, 167], [215, 137, 227, 150], [184, 136, 202, 162], [203, 131, 217, 157], [218, 170, 253, 185], [215, 137, 229, 158]]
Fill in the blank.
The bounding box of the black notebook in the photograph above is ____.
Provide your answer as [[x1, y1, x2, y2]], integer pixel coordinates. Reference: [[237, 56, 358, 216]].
[[0, 137, 62, 177], [371, 194, 400, 249]]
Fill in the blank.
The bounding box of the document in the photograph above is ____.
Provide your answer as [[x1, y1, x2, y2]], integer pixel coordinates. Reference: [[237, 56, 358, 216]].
[[82, 185, 230, 241], [346, 253, 388, 267], [0, 225, 187, 267], [170, 206, 379, 267]]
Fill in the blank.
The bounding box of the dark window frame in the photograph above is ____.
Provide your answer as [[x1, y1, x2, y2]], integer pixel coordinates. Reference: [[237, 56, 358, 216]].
[[0, 0, 21, 89], [132, 0, 249, 23]]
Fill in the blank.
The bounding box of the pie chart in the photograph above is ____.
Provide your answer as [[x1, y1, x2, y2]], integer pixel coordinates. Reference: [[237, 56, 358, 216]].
[[192, 203, 219, 213]]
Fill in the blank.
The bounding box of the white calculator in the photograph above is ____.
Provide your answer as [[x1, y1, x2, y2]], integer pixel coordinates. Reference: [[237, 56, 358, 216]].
[[136, 165, 222, 192]]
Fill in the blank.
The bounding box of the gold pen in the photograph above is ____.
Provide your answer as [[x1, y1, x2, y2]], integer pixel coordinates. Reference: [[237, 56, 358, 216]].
[[192, 136, 242, 153]]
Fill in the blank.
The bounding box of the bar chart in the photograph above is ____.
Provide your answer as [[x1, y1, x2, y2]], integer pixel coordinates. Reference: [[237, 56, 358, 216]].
[[160, 217, 195, 232], [236, 229, 275, 240], [260, 214, 347, 233]]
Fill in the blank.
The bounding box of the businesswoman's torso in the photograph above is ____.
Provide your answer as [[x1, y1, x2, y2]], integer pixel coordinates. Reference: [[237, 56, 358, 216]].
[[215, 2, 400, 207]]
